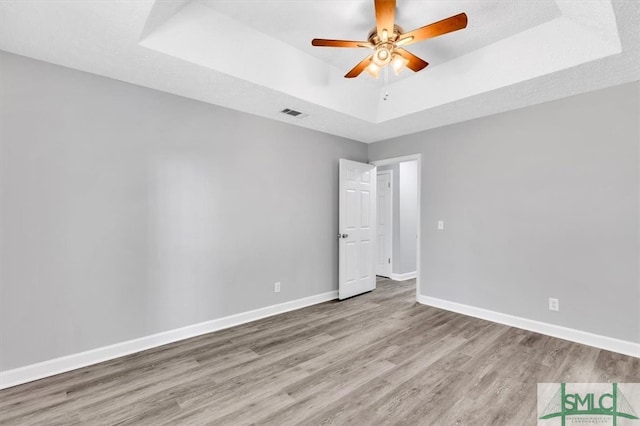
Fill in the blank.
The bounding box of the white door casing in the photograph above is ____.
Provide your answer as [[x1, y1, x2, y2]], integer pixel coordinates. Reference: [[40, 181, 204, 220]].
[[339, 159, 377, 300]]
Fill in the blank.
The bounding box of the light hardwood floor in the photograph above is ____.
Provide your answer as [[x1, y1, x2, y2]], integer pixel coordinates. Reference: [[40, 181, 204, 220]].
[[1, 278, 638, 425]]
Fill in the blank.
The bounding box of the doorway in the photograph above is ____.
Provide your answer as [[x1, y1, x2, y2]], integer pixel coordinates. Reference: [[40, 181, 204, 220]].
[[375, 170, 393, 278], [371, 155, 421, 300]]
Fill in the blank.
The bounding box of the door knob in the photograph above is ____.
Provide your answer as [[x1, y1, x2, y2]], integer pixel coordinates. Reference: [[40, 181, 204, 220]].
[[337, 233, 349, 239]]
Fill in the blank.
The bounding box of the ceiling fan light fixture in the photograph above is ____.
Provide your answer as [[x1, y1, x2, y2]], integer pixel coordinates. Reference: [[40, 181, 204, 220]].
[[365, 62, 380, 79], [373, 46, 391, 66], [391, 53, 409, 75]]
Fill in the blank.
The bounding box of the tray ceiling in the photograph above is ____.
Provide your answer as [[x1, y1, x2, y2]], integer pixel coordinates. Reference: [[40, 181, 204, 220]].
[[1, 1, 638, 142]]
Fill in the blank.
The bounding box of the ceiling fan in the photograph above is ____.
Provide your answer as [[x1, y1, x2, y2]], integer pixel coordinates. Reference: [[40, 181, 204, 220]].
[[311, 0, 467, 79]]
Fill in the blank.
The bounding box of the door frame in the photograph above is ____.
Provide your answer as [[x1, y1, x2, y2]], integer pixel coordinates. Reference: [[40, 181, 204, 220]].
[[376, 169, 393, 278], [370, 154, 422, 302]]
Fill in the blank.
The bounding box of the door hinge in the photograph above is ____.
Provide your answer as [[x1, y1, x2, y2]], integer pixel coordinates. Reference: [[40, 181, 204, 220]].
[[388, 182, 391, 188], [388, 258, 391, 264]]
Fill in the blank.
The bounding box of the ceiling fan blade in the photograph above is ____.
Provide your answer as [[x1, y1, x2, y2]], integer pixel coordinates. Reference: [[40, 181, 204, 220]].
[[312, 39, 372, 48], [397, 12, 468, 46], [374, 0, 396, 41], [345, 55, 374, 78], [396, 48, 429, 72]]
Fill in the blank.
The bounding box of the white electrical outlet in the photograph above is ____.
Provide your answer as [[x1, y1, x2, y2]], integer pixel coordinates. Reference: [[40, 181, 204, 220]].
[[549, 298, 559, 312], [274, 282, 281, 293], [437, 220, 445, 230]]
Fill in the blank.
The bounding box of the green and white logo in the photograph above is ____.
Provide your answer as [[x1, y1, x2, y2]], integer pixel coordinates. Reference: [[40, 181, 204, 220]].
[[538, 383, 640, 425]]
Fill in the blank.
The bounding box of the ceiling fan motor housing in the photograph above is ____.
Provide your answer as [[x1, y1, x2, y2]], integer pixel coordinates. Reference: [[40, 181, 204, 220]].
[[367, 24, 404, 45], [368, 25, 404, 67]]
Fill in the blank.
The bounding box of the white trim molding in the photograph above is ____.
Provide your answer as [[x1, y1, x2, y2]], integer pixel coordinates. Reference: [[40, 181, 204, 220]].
[[389, 272, 417, 282], [418, 295, 640, 358], [0, 290, 338, 390]]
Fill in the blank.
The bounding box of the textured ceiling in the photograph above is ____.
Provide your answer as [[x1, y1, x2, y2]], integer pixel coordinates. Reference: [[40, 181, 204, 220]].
[[1, 1, 638, 143], [197, 0, 561, 83]]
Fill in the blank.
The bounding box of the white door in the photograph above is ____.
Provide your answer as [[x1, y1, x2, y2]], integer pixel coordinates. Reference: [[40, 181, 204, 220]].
[[339, 159, 377, 300], [376, 171, 392, 277]]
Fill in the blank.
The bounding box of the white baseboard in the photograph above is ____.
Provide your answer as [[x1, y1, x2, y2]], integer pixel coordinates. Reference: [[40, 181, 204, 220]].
[[417, 295, 639, 358], [0, 290, 338, 390], [389, 271, 417, 281]]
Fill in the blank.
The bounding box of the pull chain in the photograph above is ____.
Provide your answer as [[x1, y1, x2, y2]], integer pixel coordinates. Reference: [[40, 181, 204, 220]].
[[383, 66, 389, 101]]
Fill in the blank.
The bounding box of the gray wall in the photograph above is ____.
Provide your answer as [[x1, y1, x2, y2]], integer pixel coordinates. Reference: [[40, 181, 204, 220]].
[[1, 51, 638, 374], [370, 81, 640, 343], [0, 52, 367, 370]]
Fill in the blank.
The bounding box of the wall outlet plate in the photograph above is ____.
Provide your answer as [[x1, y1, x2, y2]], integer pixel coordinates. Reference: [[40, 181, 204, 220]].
[[274, 282, 281, 293], [437, 220, 444, 230], [549, 298, 559, 311]]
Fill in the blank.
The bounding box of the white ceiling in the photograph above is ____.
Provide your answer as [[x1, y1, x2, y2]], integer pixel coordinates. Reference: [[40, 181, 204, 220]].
[[1, 1, 638, 143], [196, 0, 561, 82]]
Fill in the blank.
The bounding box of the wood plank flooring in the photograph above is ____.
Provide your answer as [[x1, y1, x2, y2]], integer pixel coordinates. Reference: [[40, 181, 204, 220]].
[[1, 278, 638, 425]]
